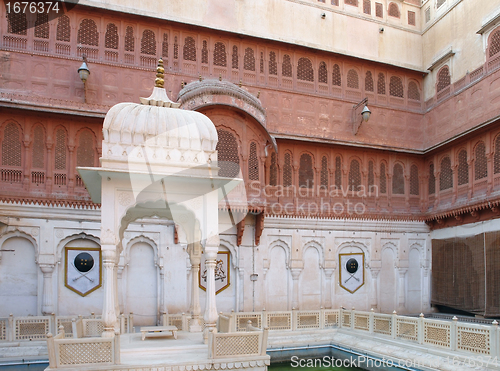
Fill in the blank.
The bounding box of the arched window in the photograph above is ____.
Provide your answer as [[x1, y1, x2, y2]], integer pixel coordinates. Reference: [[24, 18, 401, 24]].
[[363, 0, 371, 15], [54, 128, 67, 186], [389, 76, 404, 97], [347, 69, 359, 89], [494, 135, 500, 174], [269, 52, 278, 75], [32, 125, 45, 169], [56, 15, 70, 42], [377, 73, 386, 94], [348, 159, 361, 191], [269, 152, 277, 186], [489, 28, 500, 58], [243, 47, 255, 71], [410, 164, 419, 195], [408, 81, 420, 100], [332, 64, 341, 86], [388, 2, 400, 18], [216, 129, 240, 178], [173, 36, 179, 59], [318, 62, 328, 84], [7, 12, 27, 35], [105, 23, 118, 49], [297, 57, 314, 82], [282, 54, 292, 77], [140, 30, 156, 55], [437, 66, 451, 92], [77, 19, 99, 46], [76, 130, 95, 167], [283, 152, 292, 187], [439, 156, 453, 191], [201, 40, 208, 64], [474, 142, 487, 180], [2, 123, 22, 167], [232, 46, 238, 69], [213, 42, 226, 67], [125, 26, 134, 52], [248, 142, 259, 181], [335, 156, 342, 189], [34, 13, 49, 39], [299, 153, 314, 188], [260, 52, 264, 73], [365, 71, 374, 92], [182, 36, 196, 62], [320, 156, 328, 189], [162, 33, 168, 58], [392, 163, 404, 194], [368, 160, 375, 190], [429, 163, 435, 195], [54, 128, 67, 171], [457, 150, 468, 185], [380, 163, 387, 194]]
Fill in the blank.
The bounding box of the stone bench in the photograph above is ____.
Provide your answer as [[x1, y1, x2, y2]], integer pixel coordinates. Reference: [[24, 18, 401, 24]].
[[140, 326, 178, 341]]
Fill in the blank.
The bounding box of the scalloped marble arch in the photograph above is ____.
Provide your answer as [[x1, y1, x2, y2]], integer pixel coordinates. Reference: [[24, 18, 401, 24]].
[[0, 229, 39, 263], [123, 235, 159, 267], [177, 79, 277, 153], [56, 232, 101, 263]]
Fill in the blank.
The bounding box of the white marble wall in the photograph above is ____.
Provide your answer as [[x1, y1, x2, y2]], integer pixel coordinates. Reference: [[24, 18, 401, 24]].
[[0, 204, 432, 318]]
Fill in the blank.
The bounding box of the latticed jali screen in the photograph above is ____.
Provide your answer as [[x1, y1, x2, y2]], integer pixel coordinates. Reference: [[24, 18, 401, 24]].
[[490, 30, 500, 58], [58, 342, 112, 365], [432, 231, 500, 316], [236, 314, 261, 331], [0, 319, 6, 340], [215, 334, 260, 357], [15, 319, 49, 340]]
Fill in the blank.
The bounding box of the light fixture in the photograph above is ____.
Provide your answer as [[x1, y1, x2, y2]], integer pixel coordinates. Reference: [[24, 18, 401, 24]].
[[352, 97, 371, 135], [77, 55, 90, 103]]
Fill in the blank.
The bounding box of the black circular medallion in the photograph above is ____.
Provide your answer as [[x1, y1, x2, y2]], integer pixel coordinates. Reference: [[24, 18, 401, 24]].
[[74, 252, 94, 273], [346, 258, 358, 274]]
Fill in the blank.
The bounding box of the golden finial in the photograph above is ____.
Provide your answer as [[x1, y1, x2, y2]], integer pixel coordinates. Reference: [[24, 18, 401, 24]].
[[239, 80, 242, 87], [257, 91, 261, 99], [155, 58, 165, 88], [199, 74, 202, 82], [219, 73, 222, 81]]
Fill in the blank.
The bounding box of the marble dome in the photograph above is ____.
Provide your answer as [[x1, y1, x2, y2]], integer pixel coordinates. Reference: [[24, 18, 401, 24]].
[[101, 59, 218, 171]]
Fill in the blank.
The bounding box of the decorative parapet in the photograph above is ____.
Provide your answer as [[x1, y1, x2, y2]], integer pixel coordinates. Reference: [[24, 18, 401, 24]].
[[47, 326, 120, 368], [217, 307, 499, 358], [208, 327, 269, 360]]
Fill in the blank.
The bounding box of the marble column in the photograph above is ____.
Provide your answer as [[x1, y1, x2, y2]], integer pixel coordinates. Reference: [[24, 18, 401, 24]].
[[158, 258, 165, 321], [203, 237, 219, 342], [189, 248, 202, 332], [397, 268, 408, 312], [114, 255, 120, 333], [40, 264, 55, 315], [370, 269, 380, 310], [323, 268, 335, 309], [102, 247, 117, 337], [290, 268, 302, 309]]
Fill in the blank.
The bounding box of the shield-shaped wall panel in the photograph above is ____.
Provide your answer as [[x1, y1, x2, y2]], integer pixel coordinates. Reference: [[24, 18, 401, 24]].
[[339, 252, 364, 294], [199, 251, 230, 294], [65, 247, 102, 297]]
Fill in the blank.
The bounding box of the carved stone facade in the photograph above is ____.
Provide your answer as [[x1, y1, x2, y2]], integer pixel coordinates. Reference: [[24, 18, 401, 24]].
[[1, 0, 500, 318]]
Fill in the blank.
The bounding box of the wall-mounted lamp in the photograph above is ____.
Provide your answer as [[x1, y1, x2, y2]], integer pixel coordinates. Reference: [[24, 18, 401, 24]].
[[352, 97, 371, 135], [321, 12, 326, 19], [77, 55, 90, 103]]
